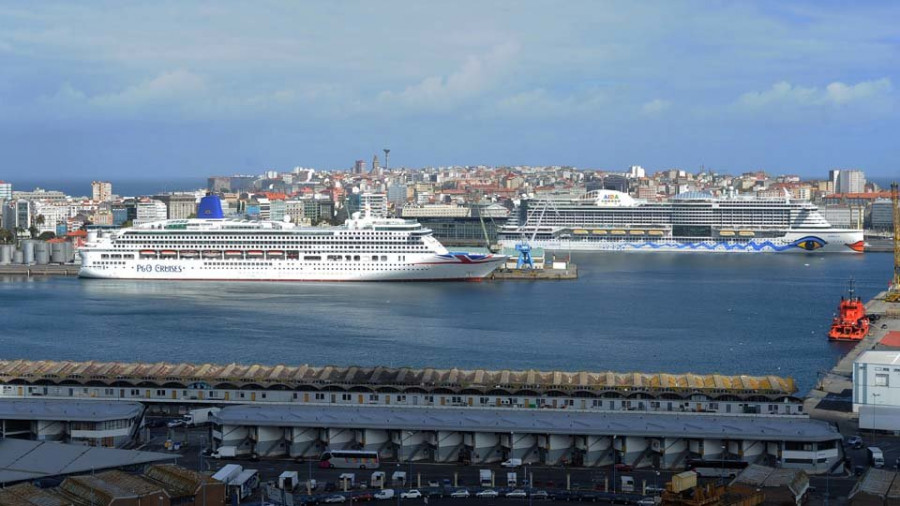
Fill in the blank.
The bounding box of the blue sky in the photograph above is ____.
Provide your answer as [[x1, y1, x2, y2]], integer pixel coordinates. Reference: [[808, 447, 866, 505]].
[[0, 1, 898, 179]]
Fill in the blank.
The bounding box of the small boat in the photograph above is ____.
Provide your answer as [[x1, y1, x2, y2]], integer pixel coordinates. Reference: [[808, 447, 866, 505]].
[[574, 229, 589, 235], [246, 250, 264, 258], [648, 230, 665, 236], [267, 250, 285, 258], [202, 250, 221, 259], [738, 230, 755, 237], [139, 250, 157, 258], [159, 250, 177, 257], [592, 230, 607, 235], [719, 230, 735, 237], [180, 250, 199, 258], [611, 230, 626, 236], [828, 280, 870, 341], [224, 250, 243, 258], [628, 230, 644, 235]]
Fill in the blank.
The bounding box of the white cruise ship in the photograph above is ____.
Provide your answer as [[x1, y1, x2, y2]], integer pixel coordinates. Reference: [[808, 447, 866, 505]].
[[79, 195, 506, 281], [498, 190, 865, 253]]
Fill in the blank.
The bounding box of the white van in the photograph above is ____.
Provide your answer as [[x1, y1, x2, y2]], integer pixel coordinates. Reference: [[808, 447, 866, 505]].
[[374, 489, 395, 500], [500, 458, 522, 468]]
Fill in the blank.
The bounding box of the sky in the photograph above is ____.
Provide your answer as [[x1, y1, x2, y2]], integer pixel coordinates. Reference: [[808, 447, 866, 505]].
[[0, 1, 898, 180]]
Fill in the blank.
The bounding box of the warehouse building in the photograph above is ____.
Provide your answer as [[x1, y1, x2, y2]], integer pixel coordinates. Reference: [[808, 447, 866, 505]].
[[0, 399, 145, 447], [211, 404, 843, 473], [853, 350, 900, 431]]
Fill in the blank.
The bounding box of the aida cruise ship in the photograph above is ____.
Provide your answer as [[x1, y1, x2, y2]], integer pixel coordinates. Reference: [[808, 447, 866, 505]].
[[79, 195, 506, 281], [498, 190, 865, 253]]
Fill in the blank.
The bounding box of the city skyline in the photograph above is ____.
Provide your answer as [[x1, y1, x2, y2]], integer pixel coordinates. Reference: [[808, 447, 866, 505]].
[[1, 1, 898, 179]]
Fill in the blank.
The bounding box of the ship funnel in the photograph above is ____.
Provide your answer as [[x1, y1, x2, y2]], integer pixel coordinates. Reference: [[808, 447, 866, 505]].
[[198, 194, 224, 219]]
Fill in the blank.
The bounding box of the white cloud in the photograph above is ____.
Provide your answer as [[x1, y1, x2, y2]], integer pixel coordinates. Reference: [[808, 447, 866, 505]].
[[641, 99, 671, 115], [377, 42, 519, 112], [89, 69, 206, 108], [486, 88, 608, 118], [825, 78, 892, 104], [737, 78, 892, 110]]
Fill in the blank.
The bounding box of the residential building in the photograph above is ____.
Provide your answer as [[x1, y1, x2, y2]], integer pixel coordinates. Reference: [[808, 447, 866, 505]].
[[348, 192, 388, 218], [134, 199, 168, 226], [154, 193, 197, 220], [0, 181, 11, 200], [837, 169, 866, 194], [871, 199, 895, 230], [91, 181, 113, 202]]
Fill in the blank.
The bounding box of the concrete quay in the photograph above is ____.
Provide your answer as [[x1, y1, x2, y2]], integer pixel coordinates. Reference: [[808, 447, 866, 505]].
[[489, 265, 578, 280], [0, 264, 80, 276], [804, 290, 900, 434]]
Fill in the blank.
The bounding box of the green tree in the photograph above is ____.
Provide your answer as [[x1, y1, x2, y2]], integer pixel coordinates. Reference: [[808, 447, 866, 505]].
[[0, 228, 13, 243], [37, 231, 56, 240], [28, 225, 39, 238]]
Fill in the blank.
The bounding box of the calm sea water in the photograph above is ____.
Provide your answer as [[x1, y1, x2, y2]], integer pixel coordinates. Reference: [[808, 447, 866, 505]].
[[0, 253, 893, 393]]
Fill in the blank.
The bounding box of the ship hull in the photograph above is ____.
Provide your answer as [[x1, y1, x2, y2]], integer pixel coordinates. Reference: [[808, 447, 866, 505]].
[[498, 229, 864, 253], [78, 254, 505, 281]]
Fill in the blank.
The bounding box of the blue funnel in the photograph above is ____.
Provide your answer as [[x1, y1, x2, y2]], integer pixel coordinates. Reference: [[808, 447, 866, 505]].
[[197, 194, 224, 219]]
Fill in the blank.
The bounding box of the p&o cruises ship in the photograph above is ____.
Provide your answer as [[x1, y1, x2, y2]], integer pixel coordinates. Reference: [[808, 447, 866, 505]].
[[79, 195, 506, 281], [498, 190, 864, 253]]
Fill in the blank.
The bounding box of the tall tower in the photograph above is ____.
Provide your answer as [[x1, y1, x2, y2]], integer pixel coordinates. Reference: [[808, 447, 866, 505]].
[[383, 148, 390, 173], [372, 154, 380, 175]]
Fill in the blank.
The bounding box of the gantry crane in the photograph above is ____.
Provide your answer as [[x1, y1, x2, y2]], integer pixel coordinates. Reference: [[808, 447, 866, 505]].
[[886, 182, 900, 303]]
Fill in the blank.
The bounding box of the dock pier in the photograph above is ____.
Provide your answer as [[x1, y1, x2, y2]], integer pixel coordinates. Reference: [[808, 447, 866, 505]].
[[804, 290, 900, 431], [0, 264, 80, 276]]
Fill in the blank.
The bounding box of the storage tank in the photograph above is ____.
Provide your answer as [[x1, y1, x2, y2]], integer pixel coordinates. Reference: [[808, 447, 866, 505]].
[[12, 250, 23, 264], [0, 245, 11, 265], [35, 242, 50, 265], [50, 242, 66, 264], [34, 242, 49, 265], [64, 242, 75, 263], [22, 241, 35, 264]]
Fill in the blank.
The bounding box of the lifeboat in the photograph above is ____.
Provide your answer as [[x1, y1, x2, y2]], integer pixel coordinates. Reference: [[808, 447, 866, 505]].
[[180, 250, 199, 259], [266, 250, 285, 259], [828, 280, 870, 341], [719, 230, 735, 237], [629, 230, 645, 235], [573, 229, 589, 235], [739, 230, 755, 237], [139, 250, 157, 258], [159, 250, 177, 258], [246, 250, 264, 258], [648, 230, 665, 236], [202, 250, 221, 259], [592, 230, 607, 235], [611, 230, 626, 236], [224, 250, 243, 259]]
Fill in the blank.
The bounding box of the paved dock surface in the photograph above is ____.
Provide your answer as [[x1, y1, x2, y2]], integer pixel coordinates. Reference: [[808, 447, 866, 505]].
[[489, 265, 577, 280]]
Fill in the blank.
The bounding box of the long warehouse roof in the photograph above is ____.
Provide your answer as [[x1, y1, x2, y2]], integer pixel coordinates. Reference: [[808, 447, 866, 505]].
[[0, 399, 144, 421], [0, 358, 797, 394], [214, 404, 839, 442]]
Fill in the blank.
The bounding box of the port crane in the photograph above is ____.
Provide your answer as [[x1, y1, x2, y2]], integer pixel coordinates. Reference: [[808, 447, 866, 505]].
[[515, 197, 558, 269], [887, 182, 900, 303]]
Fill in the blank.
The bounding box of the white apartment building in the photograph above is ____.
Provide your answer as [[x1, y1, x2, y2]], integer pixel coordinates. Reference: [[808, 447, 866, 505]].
[[92, 181, 113, 202], [134, 199, 168, 225]]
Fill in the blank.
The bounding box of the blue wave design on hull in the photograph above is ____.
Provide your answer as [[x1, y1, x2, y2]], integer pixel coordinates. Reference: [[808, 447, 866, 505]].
[[614, 236, 827, 252]]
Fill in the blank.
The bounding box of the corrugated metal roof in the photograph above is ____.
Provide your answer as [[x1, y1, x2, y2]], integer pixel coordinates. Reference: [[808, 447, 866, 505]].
[[0, 399, 143, 421], [213, 404, 839, 442], [0, 359, 797, 395], [0, 439, 174, 485], [0, 483, 71, 506]]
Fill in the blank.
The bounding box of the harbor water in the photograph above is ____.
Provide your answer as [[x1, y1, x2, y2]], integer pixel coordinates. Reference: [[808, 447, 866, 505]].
[[0, 252, 893, 393]]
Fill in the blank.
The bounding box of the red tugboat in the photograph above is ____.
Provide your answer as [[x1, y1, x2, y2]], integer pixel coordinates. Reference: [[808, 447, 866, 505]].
[[828, 280, 870, 341]]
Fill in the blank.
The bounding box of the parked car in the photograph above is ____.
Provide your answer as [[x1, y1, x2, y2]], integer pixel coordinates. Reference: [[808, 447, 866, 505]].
[[847, 435, 864, 449], [323, 495, 347, 504], [352, 492, 374, 502], [531, 490, 549, 500], [400, 490, 422, 499], [476, 489, 499, 498], [506, 489, 527, 498], [637, 498, 658, 506], [614, 463, 633, 472], [450, 489, 470, 498], [166, 419, 186, 428]]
